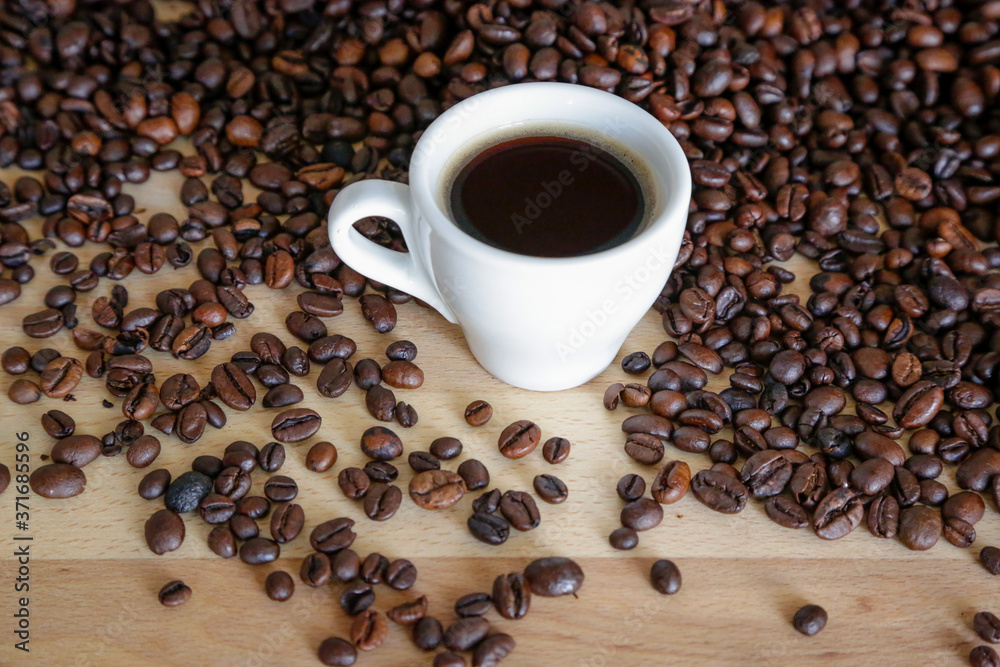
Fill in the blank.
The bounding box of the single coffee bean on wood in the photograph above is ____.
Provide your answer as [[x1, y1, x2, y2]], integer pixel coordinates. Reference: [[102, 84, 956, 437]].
[[793, 605, 828, 636]]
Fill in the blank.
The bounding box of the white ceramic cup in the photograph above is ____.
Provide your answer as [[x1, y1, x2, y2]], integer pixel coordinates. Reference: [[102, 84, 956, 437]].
[[328, 82, 691, 391]]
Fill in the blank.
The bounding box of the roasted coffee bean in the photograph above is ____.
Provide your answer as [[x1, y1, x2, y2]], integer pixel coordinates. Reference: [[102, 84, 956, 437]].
[[971, 646, 1000, 667], [943, 516, 976, 548], [353, 359, 381, 390], [622, 414, 674, 440], [443, 617, 490, 652], [458, 459, 490, 491], [270, 503, 305, 544], [691, 470, 748, 514], [126, 435, 161, 469], [465, 400, 493, 426], [868, 496, 900, 539], [318, 358, 353, 399], [609, 527, 639, 550], [468, 512, 510, 545], [163, 471, 213, 514], [542, 437, 571, 464], [382, 360, 423, 389], [982, 547, 1000, 576], [499, 490, 540, 531], [237, 496, 270, 519], [740, 450, 793, 498], [943, 491, 986, 525], [23, 309, 64, 338], [317, 637, 357, 666], [385, 559, 417, 590], [430, 437, 463, 460], [620, 498, 663, 531], [144, 509, 185, 555], [263, 383, 303, 408], [389, 596, 429, 625], [793, 605, 827, 636], [240, 537, 280, 565], [617, 474, 646, 502], [364, 483, 402, 521], [365, 385, 396, 421], [812, 488, 863, 540], [386, 340, 417, 361], [898, 505, 942, 551], [524, 557, 584, 597], [158, 581, 192, 607], [765, 496, 809, 530], [409, 470, 466, 510], [339, 468, 371, 500], [2, 347, 30, 375], [604, 383, 624, 410], [223, 442, 259, 473], [455, 593, 492, 618], [413, 616, 444, 651], [51, 435, 101, 468], [305, 440, 338, 472], [271, 408, 321, 443], [533, 474, 568, 504], [8, 380, 41, 405], [473, 634, 516, 667], [622, 351, 651, 374], [286, 311, 327, 342], [620, 382, 653, 408], [364, 461, 396, 484], [341, 581, 375, 616], [212, 362, 256, 411], [360, 426, 403, 461], [395, 401, 418, 428], [230, 518, 260, 543], [264, 475, 298, 502], [493, 573, 530, 620], [409, 451, 440, 472], [360, 294, 396, 333], [498, 420, 541, 459], [138, 469, 171, 500], [624, 433, 665, 465], [199, 494, 237, 525], [39, 357, 82, 398], [300, 552, 332, 588], [332, 550, 361, 583], [974, 612, 1000, 644], [265, 571, 294, 602], [651, 461, 691, 504], [310, 518, 356, 554], [472, 489, 502, 515], [650, 559, 682, 595], [359, 553, 388, 585], [206, 526, 236, 559]]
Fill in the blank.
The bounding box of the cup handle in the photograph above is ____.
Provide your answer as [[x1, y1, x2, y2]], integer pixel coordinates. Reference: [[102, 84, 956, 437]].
[[328, 180, 458, 323]]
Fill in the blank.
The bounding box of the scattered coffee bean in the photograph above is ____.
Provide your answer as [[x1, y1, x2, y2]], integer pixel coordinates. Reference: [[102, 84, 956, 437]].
[[793, 605, 828, 637], [524, 557, 584, 597], [465, 400, 493, 426], [650, 559, 682, 595], [158, 581, 191, 607], [265, 571, 294, 602]]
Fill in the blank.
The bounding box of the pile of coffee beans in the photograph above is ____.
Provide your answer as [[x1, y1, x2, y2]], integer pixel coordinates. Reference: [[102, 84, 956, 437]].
[[1, 0, 999, 663]]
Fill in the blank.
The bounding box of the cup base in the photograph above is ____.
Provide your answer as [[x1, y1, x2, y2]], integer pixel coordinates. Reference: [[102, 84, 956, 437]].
[[472, 351, 614, 392]]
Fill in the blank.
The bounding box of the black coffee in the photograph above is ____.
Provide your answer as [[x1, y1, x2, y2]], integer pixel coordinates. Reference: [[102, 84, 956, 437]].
[[449, 135, 646, 257]]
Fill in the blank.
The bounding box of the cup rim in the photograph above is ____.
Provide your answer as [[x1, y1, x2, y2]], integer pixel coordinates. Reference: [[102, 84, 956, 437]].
[[409, 82, 692, 266]]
